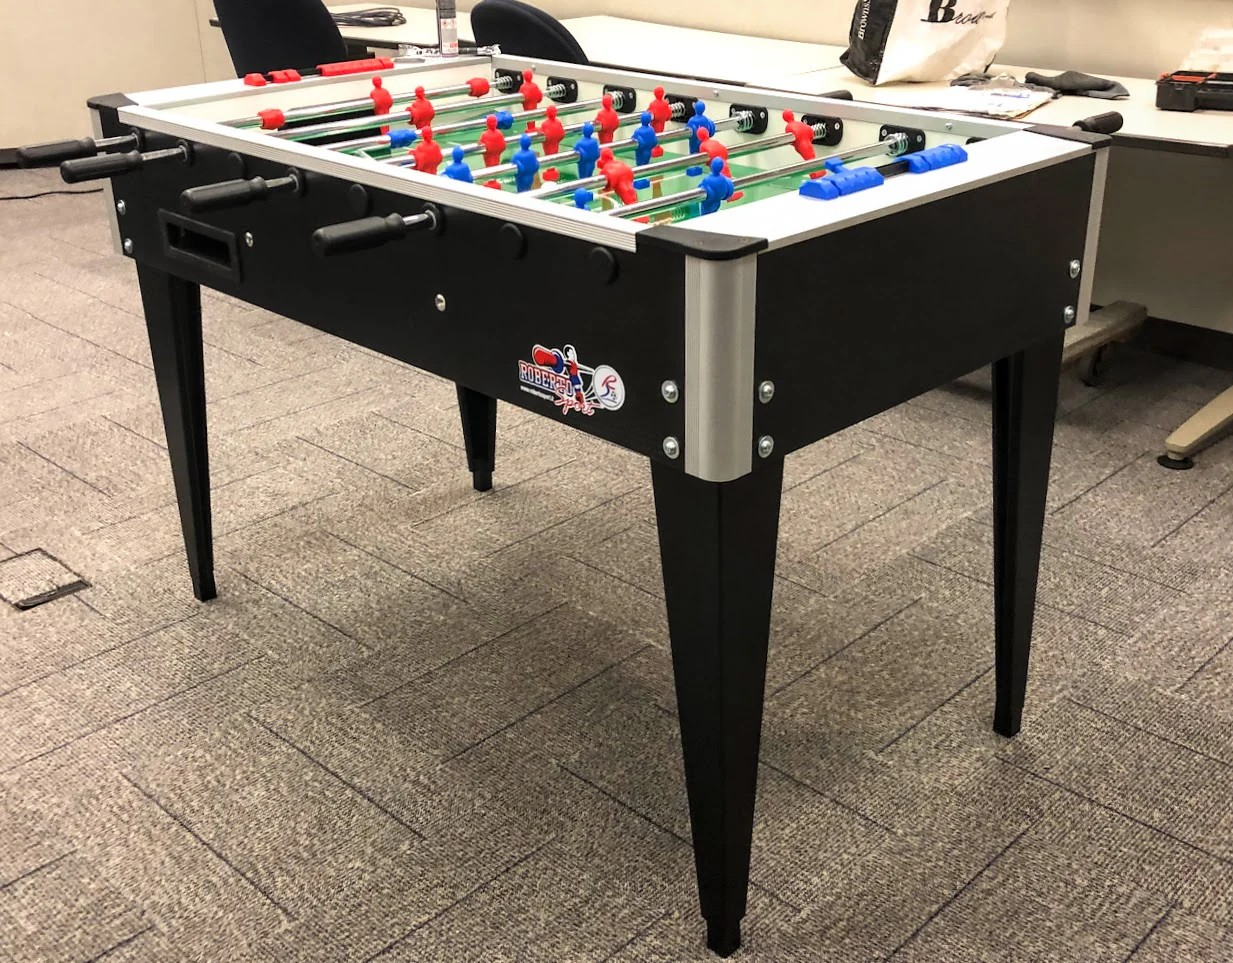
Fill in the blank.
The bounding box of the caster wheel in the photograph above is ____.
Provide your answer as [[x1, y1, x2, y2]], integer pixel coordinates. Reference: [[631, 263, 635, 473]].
[[1157, 453, 1194, 471], [1081, 345, 1109, 387]]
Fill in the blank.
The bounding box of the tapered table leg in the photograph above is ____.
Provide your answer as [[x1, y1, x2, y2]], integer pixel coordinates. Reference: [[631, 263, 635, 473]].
[[651, 458, 784, 957], [991, 330, 1064, 736], [456, 385, 496, 492], [137, 265, 215, 601]]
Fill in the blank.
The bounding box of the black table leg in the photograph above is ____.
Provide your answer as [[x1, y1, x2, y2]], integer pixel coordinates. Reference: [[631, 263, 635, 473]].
[[456, 385, 496, 492], [651, 458, 784, 957], [991, 330, 1063, 737], [137, 265, 215, 602]]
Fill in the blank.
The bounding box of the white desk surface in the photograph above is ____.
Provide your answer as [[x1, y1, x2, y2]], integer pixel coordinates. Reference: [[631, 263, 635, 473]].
[[765, 63, 1233, 157], [560, 16, 843, 85], [322, 6, 840, 86]]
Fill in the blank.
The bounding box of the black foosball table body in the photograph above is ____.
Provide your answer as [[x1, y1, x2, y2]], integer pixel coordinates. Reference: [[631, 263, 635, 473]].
[[25, 52, 1112, 956]]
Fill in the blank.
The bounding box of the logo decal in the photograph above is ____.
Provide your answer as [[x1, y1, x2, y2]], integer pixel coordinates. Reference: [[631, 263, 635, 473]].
[[518, 344, 625, 416]]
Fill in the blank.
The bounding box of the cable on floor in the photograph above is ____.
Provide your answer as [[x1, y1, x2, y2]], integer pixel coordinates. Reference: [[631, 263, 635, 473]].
[[0, 188, 104, 200]]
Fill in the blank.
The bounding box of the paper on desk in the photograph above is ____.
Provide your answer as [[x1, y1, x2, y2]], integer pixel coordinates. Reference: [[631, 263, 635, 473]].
[[886, 84, 1055, 119]]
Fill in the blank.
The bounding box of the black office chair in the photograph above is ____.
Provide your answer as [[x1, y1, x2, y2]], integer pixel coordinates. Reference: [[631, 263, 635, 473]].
[[471, 0, 588, 63], [214, 0, 348, 76]]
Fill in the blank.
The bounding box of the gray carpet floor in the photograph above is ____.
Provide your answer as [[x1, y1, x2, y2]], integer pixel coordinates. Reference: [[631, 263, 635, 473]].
[[2, 166, 1233, 963]]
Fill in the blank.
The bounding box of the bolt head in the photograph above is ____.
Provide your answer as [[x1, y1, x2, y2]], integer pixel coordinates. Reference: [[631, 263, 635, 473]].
[[115, 200, 126, 215], [660, 380, 679, 404], [244, 232, 254, 248], [757, 435, 775, 458], [1064, 305, 1077, 324], [434, 294, 447, 312], [122, 238, 133, 255], [662, 436, 680, 459], [758, 381, 775, 404], [1069, 259, 1081, 279]]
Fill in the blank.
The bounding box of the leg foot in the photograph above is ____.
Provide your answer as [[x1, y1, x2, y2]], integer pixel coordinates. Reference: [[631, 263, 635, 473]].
[[138, 265, 215, 602], [707, 918, 741, 957], [456, 385, 496, 492], [651, 458, 783, 958], [1157, 453, 1194, 471], [991, 331, 1063, 737]]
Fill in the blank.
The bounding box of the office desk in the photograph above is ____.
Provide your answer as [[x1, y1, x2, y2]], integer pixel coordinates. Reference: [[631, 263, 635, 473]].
[[764, 62, 1233, 464], [314, 6, 840, 84]]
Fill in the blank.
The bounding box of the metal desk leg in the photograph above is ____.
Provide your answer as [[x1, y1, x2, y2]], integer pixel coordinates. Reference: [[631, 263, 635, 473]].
[[1159, 383, 1233, 470], [138, 265, 216, 602], [651, 457, 783, 958], [1061, 300, 1147, 385], [992, 330, 1063, 737]]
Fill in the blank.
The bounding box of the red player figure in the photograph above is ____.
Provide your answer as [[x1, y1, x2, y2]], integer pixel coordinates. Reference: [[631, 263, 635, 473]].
[[597, 147, 637, 204], [694, 129, 731, 176], [369, 76, 393, 115], [412, 127, 442, 175], [595, 93, 621, 145], [783, 109, 816, 161], [479, 115, 506, 167], [518, 69, 543, 110], [410, 87, 435, 128], [540, 104, 565, 155], [647, 85, 672, 156], [695, 130, 744, 199]]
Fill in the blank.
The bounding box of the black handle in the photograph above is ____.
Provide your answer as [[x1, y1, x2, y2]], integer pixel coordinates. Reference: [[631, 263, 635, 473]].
[[60, 149, 144, 184], [311, 206, 439, 256], [818, 89, 854, 101], [181, 177, 270, 213], [17, 137, 98, 168], [1074, 111, 1123, 135]]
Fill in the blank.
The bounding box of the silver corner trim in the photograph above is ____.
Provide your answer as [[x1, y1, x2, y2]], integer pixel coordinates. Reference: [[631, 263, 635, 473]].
[[1075, 148, 1109, 329], [684, 254, 757, 483], [91, 107, 123, 258]]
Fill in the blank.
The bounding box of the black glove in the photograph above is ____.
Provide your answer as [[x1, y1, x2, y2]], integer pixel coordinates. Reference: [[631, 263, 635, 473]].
[[1023, 70, 1129, 100]]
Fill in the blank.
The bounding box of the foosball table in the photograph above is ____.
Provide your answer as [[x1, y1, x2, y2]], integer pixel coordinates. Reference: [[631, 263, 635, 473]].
[[20, 51, 1115, 956]]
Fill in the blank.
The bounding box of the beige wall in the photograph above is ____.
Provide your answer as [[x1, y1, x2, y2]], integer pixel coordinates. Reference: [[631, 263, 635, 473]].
[[0, 0, 208, 146], [5, 0, 1231, 145]]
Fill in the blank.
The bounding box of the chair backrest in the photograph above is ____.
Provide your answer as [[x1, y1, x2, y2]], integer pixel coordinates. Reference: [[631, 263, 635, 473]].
[[214, 0, 348, 76], [471, 0, 589, 64]]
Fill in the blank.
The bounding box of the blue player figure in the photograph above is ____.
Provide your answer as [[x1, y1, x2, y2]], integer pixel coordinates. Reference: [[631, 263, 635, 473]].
[[443, 144, 472, 183], [687, 100, 716, 153], [511, 133, 540, 192], [631, 110, 658, 167], [699, 156, 734, 215], [574, 121, 600, 178]]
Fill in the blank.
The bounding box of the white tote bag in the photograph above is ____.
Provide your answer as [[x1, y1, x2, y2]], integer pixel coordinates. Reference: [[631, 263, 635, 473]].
[[841, 0, 1011, 85]]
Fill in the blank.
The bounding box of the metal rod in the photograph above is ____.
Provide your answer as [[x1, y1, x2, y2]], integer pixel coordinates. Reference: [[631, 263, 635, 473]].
[[268, 83, 564, 142], [221, 76, 511, 129], [469, 112, 751, 179], [611, 134, 909, 219], [525, 121, 818, 201], [326, 90, 615, 155]]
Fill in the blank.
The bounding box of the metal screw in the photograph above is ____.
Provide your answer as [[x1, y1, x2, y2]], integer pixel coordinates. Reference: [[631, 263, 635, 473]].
[[1063, 305, 1077, 324], [661, 380, 679, 404], [1069, 259, 1081, 279], [758, 381, 775, 404], [244, 232, 254, 248], [115, 200, 126, 215], [944, 122, 953, 131], [757, 435, 775, 458], [434, 293, 447, 312], [122, 238, 133, 255], [662, 436, 680, 459]]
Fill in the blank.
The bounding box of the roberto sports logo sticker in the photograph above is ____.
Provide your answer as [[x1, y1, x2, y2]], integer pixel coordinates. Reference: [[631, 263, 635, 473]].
[[517, 343, 625, 416]]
